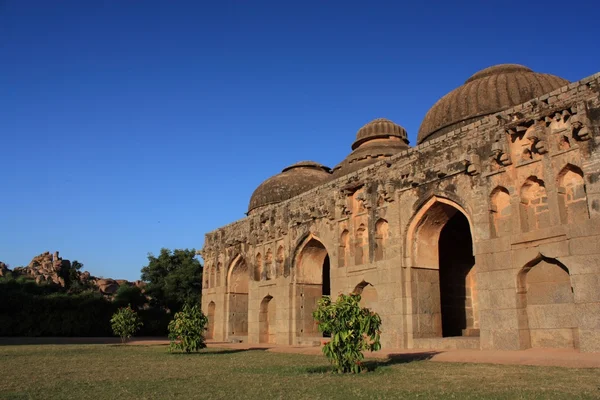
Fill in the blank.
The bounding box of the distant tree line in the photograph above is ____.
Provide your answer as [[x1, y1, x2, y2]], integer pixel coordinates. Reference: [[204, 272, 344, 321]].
[[0, 248, 202, 337]]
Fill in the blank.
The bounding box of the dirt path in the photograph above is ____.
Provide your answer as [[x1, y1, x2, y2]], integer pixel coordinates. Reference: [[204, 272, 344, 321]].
[[1, 337, 597, 368]]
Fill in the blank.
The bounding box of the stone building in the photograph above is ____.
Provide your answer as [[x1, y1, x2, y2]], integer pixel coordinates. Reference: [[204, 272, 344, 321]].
[[201, 64, 600, 352]]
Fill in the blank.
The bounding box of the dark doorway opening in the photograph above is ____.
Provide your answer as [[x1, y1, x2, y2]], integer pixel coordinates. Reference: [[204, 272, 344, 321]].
[[322, 255, 330, 297], [438, 212, 475, 337]]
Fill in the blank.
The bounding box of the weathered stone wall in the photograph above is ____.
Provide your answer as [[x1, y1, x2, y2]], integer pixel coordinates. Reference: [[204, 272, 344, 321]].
[[201, 72, 600, 352]]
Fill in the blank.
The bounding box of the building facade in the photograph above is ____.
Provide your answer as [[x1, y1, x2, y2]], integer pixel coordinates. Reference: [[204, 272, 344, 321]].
[[201, 64, 600, 352]]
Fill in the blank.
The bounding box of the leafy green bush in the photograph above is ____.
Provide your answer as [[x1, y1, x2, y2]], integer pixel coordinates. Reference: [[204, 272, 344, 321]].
[[114, 285, 147, 310], [0, 280, 116, 336], [138, 307, 171, 336], [313, 293, 382, 373], [110, 306, 143, 343], [168, 303, 208, 353]]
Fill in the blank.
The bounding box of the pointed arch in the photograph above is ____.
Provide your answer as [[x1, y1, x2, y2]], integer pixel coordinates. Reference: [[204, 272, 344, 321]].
[[227, 255, 249, 294], [557, 164, 588, 224], [405, 196, 477, 339], [259, 295, 276, 344], [206, 301, 216, 339], [520, 176, 550, 232], [276, 245, 284, 278], [293, 234, 330, 338], [216, 262, 222, 287], [265, 248, 273, 280], [254, 253, 263, 281], [355, 223, 367, 265], [226, 255, 249, 338], [516, 255, 576, 349], [209, 264, 216, 288], [374, 219, 389, 262], [353, 281, 379, 312], [490, 186, 512, 238], [338, 229, 349, 268]]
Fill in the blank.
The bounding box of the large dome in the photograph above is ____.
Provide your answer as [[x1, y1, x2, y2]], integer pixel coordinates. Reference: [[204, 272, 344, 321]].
[[333, 118, 409, 178], [248, 161, 331, 214], [417, 64, 569, 144]]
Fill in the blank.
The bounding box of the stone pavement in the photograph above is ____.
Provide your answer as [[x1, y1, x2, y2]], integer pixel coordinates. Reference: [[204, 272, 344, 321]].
[[1, 337, 597, 368]]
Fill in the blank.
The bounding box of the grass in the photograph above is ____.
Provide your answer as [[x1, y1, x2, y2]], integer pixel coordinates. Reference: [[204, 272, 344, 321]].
[[0, 344, 599, 399]]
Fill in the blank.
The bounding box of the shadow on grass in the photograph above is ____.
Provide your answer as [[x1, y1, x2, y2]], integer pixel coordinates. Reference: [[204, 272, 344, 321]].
[[0, 336, 174, 347], [305, 352, 440, 374], [168, 348, 270, 356]]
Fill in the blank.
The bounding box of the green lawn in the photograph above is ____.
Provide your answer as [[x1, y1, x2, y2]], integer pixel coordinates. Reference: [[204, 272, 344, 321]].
[[0, 344, 599, 399]]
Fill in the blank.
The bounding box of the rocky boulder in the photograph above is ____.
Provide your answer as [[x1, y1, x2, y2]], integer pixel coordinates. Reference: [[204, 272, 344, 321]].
[[0, 262, 9, 277]]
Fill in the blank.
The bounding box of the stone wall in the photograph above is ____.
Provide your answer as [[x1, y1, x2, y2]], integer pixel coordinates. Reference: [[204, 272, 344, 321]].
[[201, 72, 600, 352]]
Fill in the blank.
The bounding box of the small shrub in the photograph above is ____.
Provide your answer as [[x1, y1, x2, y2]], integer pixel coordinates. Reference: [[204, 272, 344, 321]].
[[168, 303, 208, 353], [110, 306, 143, 343], [313, 293, 382, 373]]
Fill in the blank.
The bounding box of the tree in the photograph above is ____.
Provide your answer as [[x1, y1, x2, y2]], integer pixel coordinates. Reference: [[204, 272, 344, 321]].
[[140, 248, 202, 312], [110, 306, 143, 343], [114, 285, 147, 310], [168, 303, 208, 353], [313, 293, 382, 373]]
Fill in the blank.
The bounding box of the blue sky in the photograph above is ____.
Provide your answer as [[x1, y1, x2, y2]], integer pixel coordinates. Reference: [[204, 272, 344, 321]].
[[1, 1, 598, 280]]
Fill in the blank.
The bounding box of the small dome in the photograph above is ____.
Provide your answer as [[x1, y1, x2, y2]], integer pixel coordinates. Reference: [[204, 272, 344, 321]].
[[248, 161, 331, 214], [333, 118, 409, 178], [352, 118, 408, 150], [332, 138, 408, 178], [417, 64, 569, 144]]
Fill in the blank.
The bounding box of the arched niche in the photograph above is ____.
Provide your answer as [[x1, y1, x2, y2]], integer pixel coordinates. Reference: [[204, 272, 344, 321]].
[[206, 301, 216, 339], [276, 246, 284, 278], [520, 176, 550, 232], [406, 197, 478, 338], [374, 219, 389, 262], [254, 253, 262, 282], [227, 256, 249, 338], [557, 164, 588, 225], [355, 224, 367, 266], [265, 248, 273, 280], [209, 265, 216, 288], [338, 229, 349, 268], [259, 295, 276, 344], [353, 281, 379, 312], [490, 186, 512, 238], [216, 262, 222, 287], [294, 235, 330, 338], [517, 256, 577, 349]]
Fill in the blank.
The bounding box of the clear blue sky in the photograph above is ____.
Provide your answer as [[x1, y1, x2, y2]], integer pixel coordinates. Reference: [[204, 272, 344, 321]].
[[1, 1, 598, 280]]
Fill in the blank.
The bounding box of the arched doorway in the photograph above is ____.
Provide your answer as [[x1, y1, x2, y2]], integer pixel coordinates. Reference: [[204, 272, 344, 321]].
[[227, 257, 249, 340], [294, 237, 330, 339], [259, 295, 276, 344], [408, 197, 478, 339], [207, 301, 216, 340]]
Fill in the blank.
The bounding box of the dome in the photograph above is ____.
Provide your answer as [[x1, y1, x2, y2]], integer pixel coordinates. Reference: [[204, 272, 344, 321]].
[[248, 161, 331, 214], [333, 118, 409, 178], [352, 118, 408, 150], [417, 64, 569, 144]]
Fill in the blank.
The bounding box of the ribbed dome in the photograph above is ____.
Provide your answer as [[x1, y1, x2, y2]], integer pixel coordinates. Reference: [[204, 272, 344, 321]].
[[333, 118, 409, 178], [352, 118, 408, 150], [248, 161, 331, 214], [417, 64, 569, 144]]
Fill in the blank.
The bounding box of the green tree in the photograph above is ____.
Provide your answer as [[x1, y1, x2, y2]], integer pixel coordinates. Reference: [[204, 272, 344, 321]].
[[114, 285, 147, 310], [313, 293, 382, 373], [140, 248, 202, 312], [110, 306, 143, 343], [168, 303, 208, 353]]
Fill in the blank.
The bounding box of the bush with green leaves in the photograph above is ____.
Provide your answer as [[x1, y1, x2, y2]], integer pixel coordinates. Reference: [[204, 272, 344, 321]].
[[168, 303, 208, 353], [110, 306, 143, 343], [313, 293, 382, 373]]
